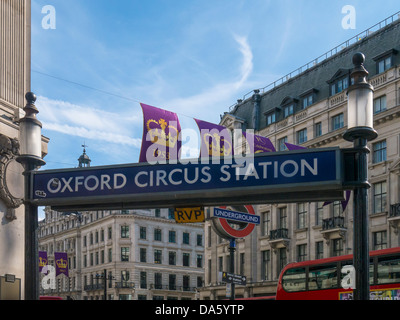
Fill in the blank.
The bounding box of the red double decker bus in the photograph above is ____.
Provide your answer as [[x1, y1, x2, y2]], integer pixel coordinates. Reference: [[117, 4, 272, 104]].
[[276, 247, 400, 300]]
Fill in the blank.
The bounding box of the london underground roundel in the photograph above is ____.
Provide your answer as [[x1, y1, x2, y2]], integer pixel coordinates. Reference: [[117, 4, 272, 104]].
[[211, 205, 256, 239]]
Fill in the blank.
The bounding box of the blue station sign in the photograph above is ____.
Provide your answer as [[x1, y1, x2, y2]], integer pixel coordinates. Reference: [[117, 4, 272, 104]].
[[30, 148, 345, 211]]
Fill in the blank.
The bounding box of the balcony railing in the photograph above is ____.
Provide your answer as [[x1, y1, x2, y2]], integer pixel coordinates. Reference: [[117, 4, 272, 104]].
[[322, 216, 345, 231], [149, 284, 197, 292], [269, 228, 289, 240], [390, 203, 400, 218], [84, 283, 104, 291], [115, 281, 135, 289]]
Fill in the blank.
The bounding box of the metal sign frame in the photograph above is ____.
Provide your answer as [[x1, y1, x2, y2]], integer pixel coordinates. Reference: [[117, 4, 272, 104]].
[[30, 148, 345, 211]]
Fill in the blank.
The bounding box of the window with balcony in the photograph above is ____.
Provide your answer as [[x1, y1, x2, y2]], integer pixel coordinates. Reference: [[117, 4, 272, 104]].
[[297, 203, 307, 229]]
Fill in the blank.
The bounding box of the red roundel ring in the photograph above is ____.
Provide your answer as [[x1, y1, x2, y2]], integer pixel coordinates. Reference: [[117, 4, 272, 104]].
[[218, 205, 255, 238]]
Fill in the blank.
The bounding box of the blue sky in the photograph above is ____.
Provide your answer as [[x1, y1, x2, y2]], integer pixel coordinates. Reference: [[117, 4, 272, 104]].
[[30, 0, 400, 172]]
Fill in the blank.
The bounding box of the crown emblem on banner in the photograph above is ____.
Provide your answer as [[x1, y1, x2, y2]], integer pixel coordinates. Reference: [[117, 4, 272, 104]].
[[204, 133, 232, 156], [39, 257, 47, 267], [56, 258, 67, 269], [146, 118, 179, 148]]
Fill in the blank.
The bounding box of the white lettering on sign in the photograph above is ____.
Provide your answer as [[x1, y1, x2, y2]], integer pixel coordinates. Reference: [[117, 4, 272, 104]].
[[47, 174, 127, 194]]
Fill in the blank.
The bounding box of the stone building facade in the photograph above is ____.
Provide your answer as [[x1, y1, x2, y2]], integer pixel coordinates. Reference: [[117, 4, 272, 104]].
[[200, 13, 400, 299]]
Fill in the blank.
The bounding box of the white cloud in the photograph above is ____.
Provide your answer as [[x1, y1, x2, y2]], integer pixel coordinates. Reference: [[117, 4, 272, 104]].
[[38, 96, 142, 148]]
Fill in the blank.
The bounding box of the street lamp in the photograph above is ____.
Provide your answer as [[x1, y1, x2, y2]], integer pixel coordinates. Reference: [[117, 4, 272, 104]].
[[16, 92, 46, 300], [343, 53, 378, 300]]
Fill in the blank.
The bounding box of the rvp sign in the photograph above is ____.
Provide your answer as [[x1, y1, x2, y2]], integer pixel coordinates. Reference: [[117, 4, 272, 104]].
[[174, 207, 205, 223]]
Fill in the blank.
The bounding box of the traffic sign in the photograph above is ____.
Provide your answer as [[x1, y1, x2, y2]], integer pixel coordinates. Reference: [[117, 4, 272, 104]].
[[174, 207, 205, 223], [221, 272, 247, 286], [213, 207, 260, 225], [212, 205, 257, 239]]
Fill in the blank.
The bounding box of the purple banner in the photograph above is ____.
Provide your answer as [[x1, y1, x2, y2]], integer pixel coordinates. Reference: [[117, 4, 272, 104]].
[[194, 119, 233, 157], [139, 103, 181, 163], [285, 142, 306, 150], [39, 251, 47, 273], [54, 252, 69, 277], [243, 132, 276, 153]]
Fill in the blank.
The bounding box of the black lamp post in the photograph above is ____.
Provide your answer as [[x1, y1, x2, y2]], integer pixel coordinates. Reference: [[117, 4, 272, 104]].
[[16, 92, 46, 300], [343, 53, 378, 300]]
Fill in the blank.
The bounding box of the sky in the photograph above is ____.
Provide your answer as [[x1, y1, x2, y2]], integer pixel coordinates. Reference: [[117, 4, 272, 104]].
[[30, 1, 400, 217]]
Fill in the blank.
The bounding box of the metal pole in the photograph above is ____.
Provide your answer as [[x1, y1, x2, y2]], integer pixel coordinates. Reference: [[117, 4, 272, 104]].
[[353, 137, 370, 300], [24, 163, 39, 300], [229, 238, 236, 300]]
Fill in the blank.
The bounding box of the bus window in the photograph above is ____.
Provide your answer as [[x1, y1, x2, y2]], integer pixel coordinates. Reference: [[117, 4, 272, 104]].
[[282, 268, 306, 292], [339, 260, 374, 285], [377, 255, 400, 284], [308, 264, 337, 290]]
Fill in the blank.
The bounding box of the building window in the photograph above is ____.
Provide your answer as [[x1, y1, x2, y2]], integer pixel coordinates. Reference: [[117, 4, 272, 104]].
[[374, 95, 387, 114], [279, 207, 287, 229], [296, 128, 307, 145], [140, 248, 146, 263], [377, 56, 392, 74], [278, 248, 287, 276], [332, 113, 344, 131], [154, 249, 162, 264], [183, 275, 190, 291], [108, 248, 112, 262], [169, 274, 176, 290], [154, 273, 162, 289], [169, 230, 176, 243], [140, 272, 147, 289], [261, 250, 270, 280], [316, 202, 324, 226], [297, 244, 307, 262], [297, 203, 307, 229], [169, 251, 176, 265], [332, 239, 343, 257], [155, 208, 161, 217], [183, 232, 190, 245], [330, 77, 349, 96], [373, 181, 387, 214], [197, 254, 203, 268], [266, 112, 276, 126], [108, 227, 112, 240], [315, 122, 322, 137], [121, 247, 129, 262], [218, 257, 223, 272], [121, 225, 129, 238], [302, 94, 313, 109], [315, 241, 324, 260], [332, 201, 342, 217], [278, 137, 288, 151], [373, 231, 387, 250], [373, 140, 387, 163], [139, 226, 146, 239], [240, 253, 245, 275], [283, 104, 294, 118], [261, 211, 270, 236], [183, 253, 190, 267], [154, 228, 162, 241], [197, 234, 203, 246]]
